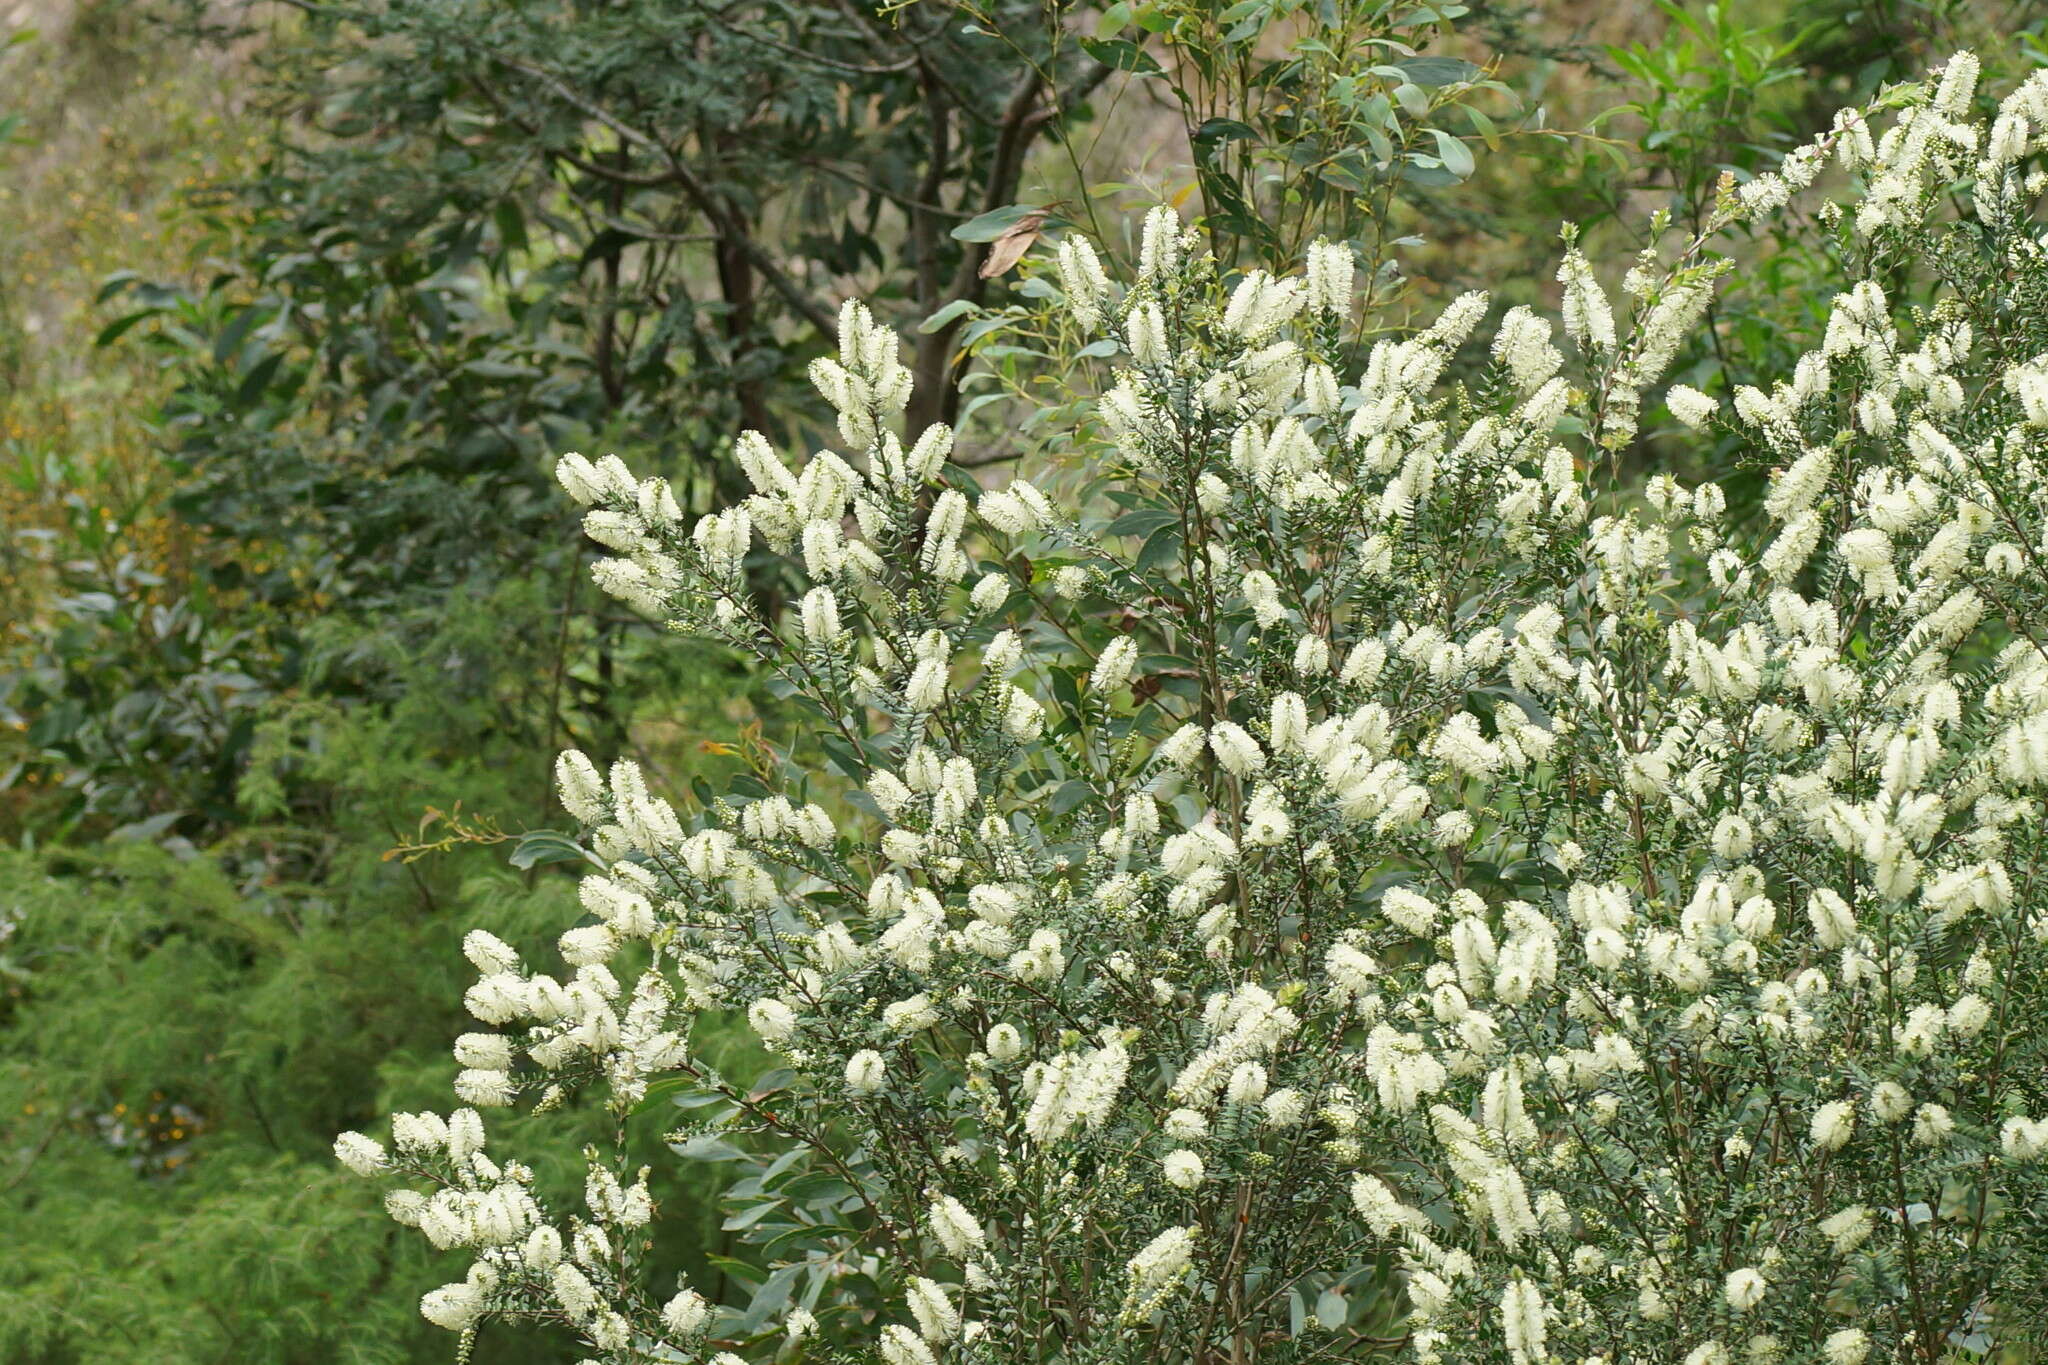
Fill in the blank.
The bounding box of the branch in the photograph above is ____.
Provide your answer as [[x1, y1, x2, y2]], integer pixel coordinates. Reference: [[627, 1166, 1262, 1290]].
[[950, 441, 1023, 468], [592, 214, 718, 246], [722, 22, 919, 77], [493, 53, 669, 156], [492, 52, 837, 338], [554, 145, 695, 190], [909, 66, 1049, 427], [946, 67, 1049, 303], [1058, 57, 1118, 115], [823, 0, 987, 120], [799, 156, 970, 220]]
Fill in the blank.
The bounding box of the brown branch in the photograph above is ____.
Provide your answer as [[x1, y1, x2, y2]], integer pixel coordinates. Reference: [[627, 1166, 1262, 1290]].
[[911, 58, 1116, 428], [553, 145, 696, 190], [588, 214, 717, 245], [492, 52, 837, 339], [911, 81, 954, 314], [797, 156, 972, 219], [908, 67, 1046, 429], [721, 22, 919, 77], [950, 442, 1023, 468]]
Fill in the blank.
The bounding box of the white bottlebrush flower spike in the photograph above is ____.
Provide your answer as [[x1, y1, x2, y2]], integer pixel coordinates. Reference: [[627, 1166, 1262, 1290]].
[[340, 56, 2048, 1363]]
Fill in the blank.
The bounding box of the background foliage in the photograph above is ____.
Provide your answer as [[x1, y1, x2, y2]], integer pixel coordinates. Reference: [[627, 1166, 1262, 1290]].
[[1, 0, 2044, 1360]]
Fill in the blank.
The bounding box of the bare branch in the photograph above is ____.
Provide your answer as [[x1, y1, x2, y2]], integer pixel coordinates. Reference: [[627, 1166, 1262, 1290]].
[[491, 52, 837, 338]]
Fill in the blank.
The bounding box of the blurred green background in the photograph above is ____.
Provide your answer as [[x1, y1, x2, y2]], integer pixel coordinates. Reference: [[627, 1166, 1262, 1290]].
[[1, 0, 2041, 1359]]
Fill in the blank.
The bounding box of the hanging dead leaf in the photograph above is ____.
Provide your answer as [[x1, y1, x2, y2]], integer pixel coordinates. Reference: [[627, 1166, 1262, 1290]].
[[978, 210, 1049, 279]]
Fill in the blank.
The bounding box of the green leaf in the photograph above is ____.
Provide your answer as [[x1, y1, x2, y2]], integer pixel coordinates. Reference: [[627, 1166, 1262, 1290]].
[[1465, 104, 1501, 150], [1192, 117, 1259, 149], [959, 314, 1018, 345], [234, 351, 285, 405], [1050, 665, 1081, 714], [1050, 779, 1094, 817], [760, 1221, 855, 1254], [1397, 56, 1482, 87], [508, 828, 591, 870], [704, 1255, 767, 1293], [577, 225, 641, 265], [93, 309, 164, 349], [1429, 128, 1475, 178], [723, 1200, 785, 1231], [1106, 507, 1180, 538], [951, 204, 1041, 243], [919, 298, 978, 334], [213, 306, 264, 366], [818, 733, 870, 779], [1498, 858, 1567, 890], [458, 359, 541, 380], [732, 1262, 803, 1335], [632, 1075, 694, 1114], [1397, 157, 1463, 188], [958, 392, 1009, 425], [1136, 521, 1183, 572], [1078, 36, 1162, 75], [671, 1133, 750, 1162], [95, 270, 145, 303], [780, 1172, 856, 1203], [1315, 150, 1377, 195], [1130, 3, 1174, 33], [749, 1068, 798, 1101], [670, 1090, 732, 1113], [492, 198, 527, 254]]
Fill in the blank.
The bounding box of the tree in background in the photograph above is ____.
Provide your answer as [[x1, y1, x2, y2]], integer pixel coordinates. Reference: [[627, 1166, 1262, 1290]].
[[37, 0, 1524, 839]]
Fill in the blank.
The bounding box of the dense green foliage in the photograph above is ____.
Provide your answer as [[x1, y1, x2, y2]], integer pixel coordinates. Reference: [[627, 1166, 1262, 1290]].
[[3, 0, 2045, 1360], [1, 595, 789, 1358]]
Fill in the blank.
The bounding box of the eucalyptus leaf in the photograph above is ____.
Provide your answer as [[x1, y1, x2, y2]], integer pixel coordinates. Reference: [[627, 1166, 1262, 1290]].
[[1396, 55, 1482, 87]]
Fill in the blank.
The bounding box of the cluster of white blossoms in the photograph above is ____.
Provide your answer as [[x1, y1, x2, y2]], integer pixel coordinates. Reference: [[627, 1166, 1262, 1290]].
[[341, 54, 2048, 1363]]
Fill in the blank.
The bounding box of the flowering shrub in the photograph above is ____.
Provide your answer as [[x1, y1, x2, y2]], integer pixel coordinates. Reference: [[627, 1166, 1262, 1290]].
[[338, 54, 2048, 1364]]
